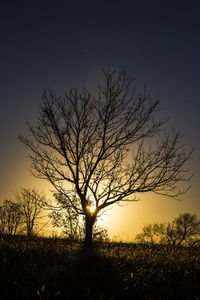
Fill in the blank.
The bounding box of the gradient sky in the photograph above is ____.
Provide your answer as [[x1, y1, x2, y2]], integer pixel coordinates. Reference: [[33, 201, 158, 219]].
[[0, 0, 200, 240]]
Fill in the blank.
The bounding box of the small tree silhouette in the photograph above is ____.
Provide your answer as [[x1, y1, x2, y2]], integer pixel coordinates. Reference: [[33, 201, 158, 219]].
[[0, 200, 23, 235], [136, 223, 165, 245], [19, 69, 192, 245], [15, 188, 45, 236], [166, 213, 200, 246]]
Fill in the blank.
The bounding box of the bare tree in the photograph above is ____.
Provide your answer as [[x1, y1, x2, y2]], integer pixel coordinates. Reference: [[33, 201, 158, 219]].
[[165, 213, 200, 247], [19, 69, 192, 245], [15, 188, 45, 236], [135, 223, 165, 245], [0, 200, 23, 235], [136, 213, 200, 247]]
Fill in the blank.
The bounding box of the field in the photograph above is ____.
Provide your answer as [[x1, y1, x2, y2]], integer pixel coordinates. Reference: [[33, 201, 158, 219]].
[[0, 235, 200, 299]]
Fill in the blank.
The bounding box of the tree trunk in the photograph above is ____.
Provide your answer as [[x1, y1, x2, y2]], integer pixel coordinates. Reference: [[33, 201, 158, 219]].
[[84, 214, 96, 246]]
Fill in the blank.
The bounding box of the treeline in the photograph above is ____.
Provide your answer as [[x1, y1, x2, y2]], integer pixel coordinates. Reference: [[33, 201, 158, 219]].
[[136, 213, 200, 247]]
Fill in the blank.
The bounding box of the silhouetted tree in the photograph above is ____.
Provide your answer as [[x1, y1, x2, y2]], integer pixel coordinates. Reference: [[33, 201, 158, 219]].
[[15, 188, 45, 236], [136, 223, 165, 244], [19, 69, 192, 245], [165, 213, 200, 247], [136, 213, 200, 247], [0, 200, 23, 235]]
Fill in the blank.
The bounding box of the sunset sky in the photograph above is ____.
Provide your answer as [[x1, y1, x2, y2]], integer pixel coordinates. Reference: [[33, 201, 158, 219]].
[[0, 1, 200, 240]]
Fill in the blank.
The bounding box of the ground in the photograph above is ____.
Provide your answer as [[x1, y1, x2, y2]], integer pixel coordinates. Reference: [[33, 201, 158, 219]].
[[0, 235, 200, 299]]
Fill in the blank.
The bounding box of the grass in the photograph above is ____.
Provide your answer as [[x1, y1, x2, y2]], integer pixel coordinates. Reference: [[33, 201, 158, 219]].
[[0, 235, 200, 299]]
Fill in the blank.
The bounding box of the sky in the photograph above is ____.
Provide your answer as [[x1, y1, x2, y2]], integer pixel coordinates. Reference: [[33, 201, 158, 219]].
[[0, 0, 200, 240]]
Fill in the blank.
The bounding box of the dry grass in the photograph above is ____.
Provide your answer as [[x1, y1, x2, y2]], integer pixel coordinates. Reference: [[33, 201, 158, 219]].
[[0, 235, 200, 299]]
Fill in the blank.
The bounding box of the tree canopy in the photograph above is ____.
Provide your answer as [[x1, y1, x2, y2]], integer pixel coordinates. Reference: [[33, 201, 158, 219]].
[[19, 69, 192, 245]]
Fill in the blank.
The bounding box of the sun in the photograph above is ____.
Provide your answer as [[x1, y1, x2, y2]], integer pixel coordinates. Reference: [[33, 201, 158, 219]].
[[87, 205, 96, 214]]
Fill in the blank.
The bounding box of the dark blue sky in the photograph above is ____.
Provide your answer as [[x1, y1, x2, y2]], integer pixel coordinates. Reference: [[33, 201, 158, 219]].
[[0, 0, 199, 235]]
